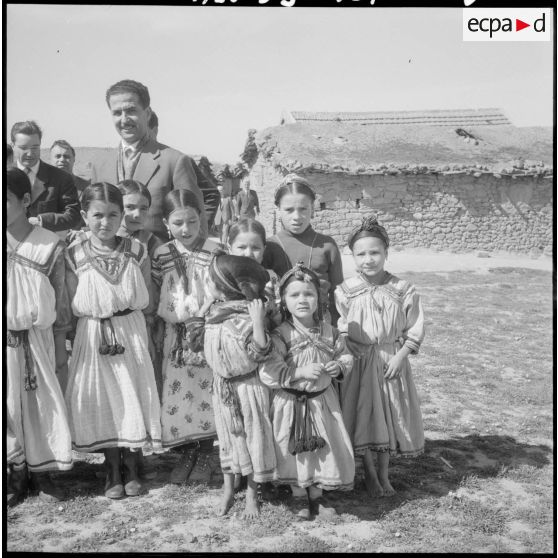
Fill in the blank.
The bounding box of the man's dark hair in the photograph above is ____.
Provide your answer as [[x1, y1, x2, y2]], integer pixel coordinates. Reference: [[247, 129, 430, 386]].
[[10, 120, 43, 143], [148, 111, 158, 130], [105, 79, 150, 109], [50, 139, 75, 158]]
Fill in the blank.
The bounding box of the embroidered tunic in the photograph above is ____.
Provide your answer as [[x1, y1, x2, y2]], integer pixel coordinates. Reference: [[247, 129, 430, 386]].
[[335, 272, 425, 457], [6, 226, 73, 472], [185, 301, 276, 482], [152, 238, 220, 447], [65, 236, 162, 452], [259, 320, 355, 490]]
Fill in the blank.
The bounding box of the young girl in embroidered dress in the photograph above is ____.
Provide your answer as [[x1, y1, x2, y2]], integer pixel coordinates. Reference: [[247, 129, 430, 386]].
[[261, 174, 344, 325], [184, 254, 276, 518], [151, 189, 221, 485], [335, 216, 425, 498], [6, 168, 73, 507], [259, 263, 354, 520], [65, 182, 162, 500]]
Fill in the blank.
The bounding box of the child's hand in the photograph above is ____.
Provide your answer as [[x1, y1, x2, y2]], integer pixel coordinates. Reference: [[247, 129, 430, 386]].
[[295, 363, 323, 382], [197, 297, 215, 318], [247, 299, 266, 326], [384, 352, 406, 380], [323, 361, 341, 378]]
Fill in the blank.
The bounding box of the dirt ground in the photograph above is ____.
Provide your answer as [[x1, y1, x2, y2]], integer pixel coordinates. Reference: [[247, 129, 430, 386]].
[[6, 249, 554, 553]]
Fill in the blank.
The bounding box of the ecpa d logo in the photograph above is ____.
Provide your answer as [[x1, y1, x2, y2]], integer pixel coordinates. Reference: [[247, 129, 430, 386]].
[[463, 8, 551, 41]]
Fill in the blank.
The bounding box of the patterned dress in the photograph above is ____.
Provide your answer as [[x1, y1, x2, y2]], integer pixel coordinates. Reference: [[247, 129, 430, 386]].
[[152, 238, 220, 447], [259, 320, 355, 490], [6, 226, 73, 472], [186, 301, 276, 482], [335, 272, 425, 457], [65, 236, 162, 452]]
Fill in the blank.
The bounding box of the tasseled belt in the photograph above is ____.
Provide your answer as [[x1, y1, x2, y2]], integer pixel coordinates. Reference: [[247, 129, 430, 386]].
[[7, 329, 37, 391], [99, 308, 134, 356], [170, 322, 188, 367], [219, 370, 257, 436], [283, 387, 328, 455]]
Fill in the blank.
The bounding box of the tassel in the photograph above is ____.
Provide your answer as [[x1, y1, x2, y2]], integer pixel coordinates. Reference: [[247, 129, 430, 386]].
[[6, 330, 20, 348], [8, 330, 37, 391]]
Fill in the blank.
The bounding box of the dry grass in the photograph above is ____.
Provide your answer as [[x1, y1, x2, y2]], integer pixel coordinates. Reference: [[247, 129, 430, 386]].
[[7, 268, 553, 553]]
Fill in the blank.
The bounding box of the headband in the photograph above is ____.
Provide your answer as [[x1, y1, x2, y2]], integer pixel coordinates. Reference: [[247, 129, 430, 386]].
[[347, 215, 390, 250]]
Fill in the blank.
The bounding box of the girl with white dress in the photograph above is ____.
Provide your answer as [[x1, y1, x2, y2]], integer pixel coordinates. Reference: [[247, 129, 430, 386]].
[[65, 182, 162, 499], [6, 168, 73, 507]]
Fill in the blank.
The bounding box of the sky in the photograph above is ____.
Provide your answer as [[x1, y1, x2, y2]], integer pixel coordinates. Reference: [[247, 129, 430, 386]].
[[6, 5, 554, 163]]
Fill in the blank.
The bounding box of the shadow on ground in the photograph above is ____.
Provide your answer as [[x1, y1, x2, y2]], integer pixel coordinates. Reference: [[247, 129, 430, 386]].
[[327, 434, 552, 521], [51, 434, 551, 522]]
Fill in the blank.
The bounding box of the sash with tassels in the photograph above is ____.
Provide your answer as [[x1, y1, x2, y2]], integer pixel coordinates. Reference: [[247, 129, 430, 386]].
[[283, 387, 328, 455], [7, 330, 37, 391]]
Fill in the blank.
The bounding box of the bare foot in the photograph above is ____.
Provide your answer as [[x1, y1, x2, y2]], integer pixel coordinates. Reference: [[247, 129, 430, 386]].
[[217, 493, 234, 516], [242, 491, 260, 519], [379, 477, 396, 496], [364, 469, 384, 498]]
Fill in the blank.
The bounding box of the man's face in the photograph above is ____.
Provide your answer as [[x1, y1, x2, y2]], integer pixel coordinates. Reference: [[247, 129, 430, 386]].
[[12, 133, 41, 168], [50, 145, 75, 173], [108, 92, 151, 144]]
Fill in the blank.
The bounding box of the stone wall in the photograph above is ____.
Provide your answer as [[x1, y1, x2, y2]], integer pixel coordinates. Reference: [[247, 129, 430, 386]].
[[248, 155, 553, 255]]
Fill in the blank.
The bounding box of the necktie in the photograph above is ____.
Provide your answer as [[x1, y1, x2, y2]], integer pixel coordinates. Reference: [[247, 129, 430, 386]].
[[123, 146, 135, 179]]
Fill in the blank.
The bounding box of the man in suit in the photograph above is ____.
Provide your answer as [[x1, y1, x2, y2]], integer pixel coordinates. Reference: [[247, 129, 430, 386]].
[[92, 79, 219, 240], [50, 139, 90, 230], [236, 177, 260, 220], [11, 121, 80, 232], [50, 139, 90, 199]]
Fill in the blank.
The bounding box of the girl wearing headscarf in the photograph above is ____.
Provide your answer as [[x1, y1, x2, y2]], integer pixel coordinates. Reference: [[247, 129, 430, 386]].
[[184, 253, 276, 519], [335, 215, 425, 499]]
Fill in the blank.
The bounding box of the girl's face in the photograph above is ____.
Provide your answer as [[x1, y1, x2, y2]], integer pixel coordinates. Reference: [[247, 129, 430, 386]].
[[352, 236, 387, 279], [283, 279, 318, 323], [81, 200, 122, 242], [164, 207, 200, 248], [277, 193, 313, 235], [229, 231, 265, 264], [6, 190, 29, 228], [122, 192, 150, 232]]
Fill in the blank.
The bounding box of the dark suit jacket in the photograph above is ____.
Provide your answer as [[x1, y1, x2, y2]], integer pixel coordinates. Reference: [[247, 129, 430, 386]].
[[91, 138, 220, 240], [27, 160, 81, 232], [236, 190, 260, 219]]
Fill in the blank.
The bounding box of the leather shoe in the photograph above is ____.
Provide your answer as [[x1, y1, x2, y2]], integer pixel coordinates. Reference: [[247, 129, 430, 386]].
[[7, 466, 28, 507], [30, 472, 64, 503], [169, 448, 198, 484]]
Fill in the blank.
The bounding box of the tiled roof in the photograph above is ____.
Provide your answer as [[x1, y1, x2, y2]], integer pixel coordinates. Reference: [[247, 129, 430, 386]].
[[285, 108, 511, 126], [255, 122, 553, 177]]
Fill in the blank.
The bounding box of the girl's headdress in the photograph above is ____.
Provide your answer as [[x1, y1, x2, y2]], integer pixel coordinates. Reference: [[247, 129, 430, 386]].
[[273, 173, 316, 206], [209, 253, 269, 302], [347, 215, 390, 250], [278, 261, 323, 321]]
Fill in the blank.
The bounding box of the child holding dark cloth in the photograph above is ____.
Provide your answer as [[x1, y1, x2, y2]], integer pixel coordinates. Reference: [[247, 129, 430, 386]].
[[184, 254, 276, 518]]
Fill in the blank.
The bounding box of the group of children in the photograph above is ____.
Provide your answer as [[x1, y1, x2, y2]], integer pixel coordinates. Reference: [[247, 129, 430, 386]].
[[7, 169, 426, 521]]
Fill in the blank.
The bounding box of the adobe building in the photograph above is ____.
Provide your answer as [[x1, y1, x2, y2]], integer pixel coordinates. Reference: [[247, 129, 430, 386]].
[[245, 109, 553, 255]]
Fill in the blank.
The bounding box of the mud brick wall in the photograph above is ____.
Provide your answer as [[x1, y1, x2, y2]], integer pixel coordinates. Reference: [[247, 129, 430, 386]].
[[248, 158, 553, 255]]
